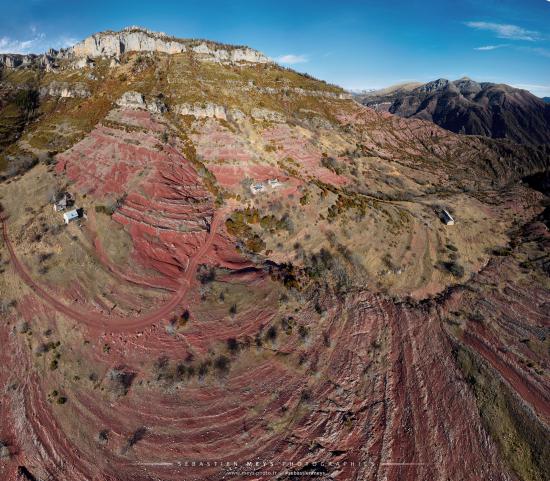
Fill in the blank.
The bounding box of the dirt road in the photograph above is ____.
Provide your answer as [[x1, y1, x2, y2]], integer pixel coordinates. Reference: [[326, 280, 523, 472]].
[[1, 210, 224, 333]]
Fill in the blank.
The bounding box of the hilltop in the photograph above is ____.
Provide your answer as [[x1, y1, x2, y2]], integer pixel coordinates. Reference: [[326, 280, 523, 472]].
[[0, 28, 549, 481], [355, 78, 550, 146], [0, 26, 271, 69]]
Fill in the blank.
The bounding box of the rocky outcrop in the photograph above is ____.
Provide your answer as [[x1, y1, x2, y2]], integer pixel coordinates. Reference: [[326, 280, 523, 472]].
[[69, 26, 270, 65], [175, 103, 286, 123], [0, 51, 61, 71], [115, 91, 167, 113], [237, 82, 351, 99], [174, 104, 297, 124], [73, 57, 95, 69], [175, 102, 227, 120], [72, 27, 186, 58], [1, 27, 270, 71], [190, 41, 269, 64], [39, 81, 90, 99], [175, 102, 245, 121], [146, 97, 168, 114], [116, 91, 147, 110], [251, 107, 285, 122]]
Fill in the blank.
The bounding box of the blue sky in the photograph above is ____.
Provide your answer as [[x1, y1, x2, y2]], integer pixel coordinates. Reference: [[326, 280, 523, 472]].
[[1, 0, 549, 96]]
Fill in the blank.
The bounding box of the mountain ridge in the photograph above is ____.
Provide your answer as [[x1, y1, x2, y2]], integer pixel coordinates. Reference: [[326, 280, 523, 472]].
[[0, 26, 271, 69], [354, 78, 550, 146]]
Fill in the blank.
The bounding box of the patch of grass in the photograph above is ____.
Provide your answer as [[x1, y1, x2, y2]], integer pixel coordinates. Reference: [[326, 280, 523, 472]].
[[492, 246, 512, 257]]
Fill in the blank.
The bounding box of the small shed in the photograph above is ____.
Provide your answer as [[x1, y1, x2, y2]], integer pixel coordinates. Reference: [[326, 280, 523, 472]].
[[63, 209, 80, 224], [440, 209, 455, 225]]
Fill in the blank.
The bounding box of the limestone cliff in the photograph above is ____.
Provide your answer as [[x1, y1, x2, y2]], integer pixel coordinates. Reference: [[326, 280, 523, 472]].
[[69, 26, 270, 64], [0, 27, 270, 70], [39, 81, 91, 99], [115, 91, 167, 113], [0, 50, 63, 71]]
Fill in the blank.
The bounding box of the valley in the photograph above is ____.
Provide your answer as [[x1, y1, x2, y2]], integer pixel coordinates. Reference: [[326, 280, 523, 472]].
[[0, 27, 548, 481]]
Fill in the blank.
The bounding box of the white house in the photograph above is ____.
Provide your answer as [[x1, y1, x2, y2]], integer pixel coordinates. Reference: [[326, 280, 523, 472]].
[[63, 209, 80, 224], [441, 209, 455, 225], [268, 178, 282, 188]]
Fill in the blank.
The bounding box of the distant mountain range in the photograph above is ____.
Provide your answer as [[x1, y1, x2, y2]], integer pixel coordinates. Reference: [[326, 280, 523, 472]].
[[354, 78, 550, 146]]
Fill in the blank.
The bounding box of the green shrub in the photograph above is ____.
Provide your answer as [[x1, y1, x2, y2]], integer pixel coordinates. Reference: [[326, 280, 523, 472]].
[[14, 88, 39, 113], [442, 261, 465, 278], [214, 355, 230, 375], [227, 337, 239, 353], [266, 325, 277, 342]]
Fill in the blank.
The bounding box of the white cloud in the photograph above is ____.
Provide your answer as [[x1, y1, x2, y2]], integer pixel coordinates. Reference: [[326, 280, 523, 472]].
[[275, 54, 308, 65], [465, 21, 541, 41], [474, 44, 508, 51], [0, 32, 76, 54], [0, 34, 43, 54]]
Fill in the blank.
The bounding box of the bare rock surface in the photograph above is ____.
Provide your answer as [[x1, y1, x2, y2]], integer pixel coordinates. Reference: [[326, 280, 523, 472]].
[[39, 81, 91, 99], [251, 107, 286, 122], [115, 91, 167, 113], [70, 26, 270, 64]]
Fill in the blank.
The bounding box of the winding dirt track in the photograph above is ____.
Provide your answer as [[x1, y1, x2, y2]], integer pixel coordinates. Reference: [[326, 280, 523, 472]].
[[1, 210, 224, 333]]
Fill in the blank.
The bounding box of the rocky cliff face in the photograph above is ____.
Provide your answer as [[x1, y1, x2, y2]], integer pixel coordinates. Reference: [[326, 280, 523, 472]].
[[39, 81, 90, 99], [356, 78, 550, 146], [115, 91, 167, 113], [175, 102, 245, 121], [69, 26, 270, 64], [0, 27, 270, 70], [0, 50, 64, 71]]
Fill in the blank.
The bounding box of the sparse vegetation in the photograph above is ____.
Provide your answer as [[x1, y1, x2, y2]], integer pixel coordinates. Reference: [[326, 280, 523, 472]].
[[214, 355, 230, 375], [197, 264, 216, 284], [441, 261, 465, 278], [124, 427, 147, 453], [14, 88, 40, 114], [0, 30, 546, 481], [106, 367, 136, 397]]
